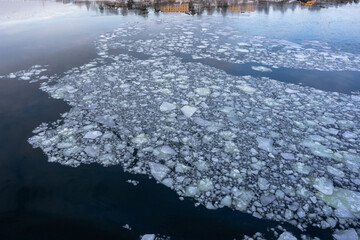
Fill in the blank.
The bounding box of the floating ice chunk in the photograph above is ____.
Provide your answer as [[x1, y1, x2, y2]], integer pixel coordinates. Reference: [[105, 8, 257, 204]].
[[301, 139, 334, 159], [194, 160, 209, 171], [258, 178, 270, 190], [343, 131, 357, 139], [126, 180, 139, 186], [256, 137, 273, 152], [154, 145, 176, 159], [175, 163, 190, 173], [132, 133, 149, 145], [236, 85, 256, 94], [234, 190, 254, 211], [160, 145, 176, 155], [333, 229, 358, 240], [57, 142, 73, 149], [141, 234, 155, 240], [229, 169, 242, 179], [162, 178, 174, 188], [193, 117, 211, 127], [281, 153, 295, 160], [293, 162, 312, 175], [313, 177, 334, 195], [148, 162, 170, 181], [160, 102, 176, 112], [84, 146, 99, 157], [107, 76, 116, 82], [220, 196, 232, 207], [285, 88, 298, 94], [335, 206, 354, 218], [316, 188, 360, 213], [235, 48, 249, 53], [195, 88, 211, 96], [224, 141, 238, 153], [83, 131, 102, 139], [181, 105, 197, 118], [94, 115, 115, 127], [318, 116, 336, 125], [198, 178, 214, 192], [219, 131, 236, 140], [252, 66, 272, 72], [8, 73, 16, 78], [351, 95, 360, 102], [185, 185, 199, 196], [278, 231, 297, 240], [122, 224, 132, 230], [260, 194, 275, 206], [237, 42, 251, 47], [327, 166, 345, 178], [20, 76, 31, 80]]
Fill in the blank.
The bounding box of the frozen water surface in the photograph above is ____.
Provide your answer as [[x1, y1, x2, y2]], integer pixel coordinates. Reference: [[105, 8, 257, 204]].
[[11, 13, 359, 238]]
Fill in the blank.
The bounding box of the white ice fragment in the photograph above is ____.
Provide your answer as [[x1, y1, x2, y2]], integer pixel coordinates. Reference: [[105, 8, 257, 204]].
[[132, 133, 149, 145], [260, 194, 275, 206], [343, 131, 357, 139], [256, 137, 273, 152], [229, 169, 242, 179], [335, 206, 354, 218], [122, 224, 131, 230], [234, 190, 254, 211], [333, 229, 358, 240], [236, 85, 256, 94], [148, 162, 170, 181], [220, 196, 232, 207], [278, 231, 297, 240], [194, 160, 209, 171], [281, 153, 295, 160], [160, 145, 176, 155], [185, 185, 199, 196], [162, 178, 174, 188], [160, 102, 176, 112], [316, 188, 360, 213], [175, 163, 190, 173], [195, 88, 211, 96], [198, 178, 214, 192], [224, 141, 238, 153], [83, 131, 102, 139], [94, 115, 115, 127], [141, 234, 155, 240], [293, 162, 312, 175], [235, 48, 249, 53], [219, 131, 236, 140], [237, 42, 251, 47], [258, 178, 270, 190], [327, 165, 345, 178], [181, 105, 197, 118], [84, 146, 99, 157], [313, 177, 334, 195], [252, 66, 272, 72], [193, 117, 211, 127]]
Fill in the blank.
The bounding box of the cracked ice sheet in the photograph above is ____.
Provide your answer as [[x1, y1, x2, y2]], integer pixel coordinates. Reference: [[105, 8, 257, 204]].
[[26, 21, 360, 235]]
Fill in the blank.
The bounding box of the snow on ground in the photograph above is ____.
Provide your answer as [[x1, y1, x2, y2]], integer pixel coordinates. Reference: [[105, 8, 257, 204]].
[[15, 17, 360, 238]]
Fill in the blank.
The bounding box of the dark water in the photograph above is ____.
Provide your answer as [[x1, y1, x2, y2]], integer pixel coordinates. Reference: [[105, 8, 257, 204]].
[[0, 1, 359, 239]]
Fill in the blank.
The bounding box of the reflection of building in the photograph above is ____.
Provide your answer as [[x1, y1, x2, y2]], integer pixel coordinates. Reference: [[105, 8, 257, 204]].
[[160, 4, 189, 11], [227, 4, 256, 12]]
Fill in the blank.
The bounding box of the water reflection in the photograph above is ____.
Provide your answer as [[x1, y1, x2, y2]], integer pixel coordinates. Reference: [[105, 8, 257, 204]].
[[67, 0, 358, 15]]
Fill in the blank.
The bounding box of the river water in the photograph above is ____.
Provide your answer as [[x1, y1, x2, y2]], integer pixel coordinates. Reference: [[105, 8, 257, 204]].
[[0, 1, 359, 239]]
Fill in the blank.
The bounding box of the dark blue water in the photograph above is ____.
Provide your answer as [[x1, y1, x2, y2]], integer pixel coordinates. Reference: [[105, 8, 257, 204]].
[[0, 1, 359, 239]]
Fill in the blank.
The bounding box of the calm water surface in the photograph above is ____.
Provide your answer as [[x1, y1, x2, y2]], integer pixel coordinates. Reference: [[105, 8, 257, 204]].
[[0, 1, 359, 239]]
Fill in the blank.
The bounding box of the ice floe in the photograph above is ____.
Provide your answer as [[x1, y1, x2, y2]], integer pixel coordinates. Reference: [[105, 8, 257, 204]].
[[18, 18, 360, 236]]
